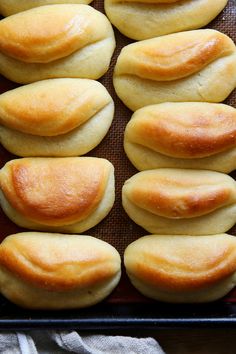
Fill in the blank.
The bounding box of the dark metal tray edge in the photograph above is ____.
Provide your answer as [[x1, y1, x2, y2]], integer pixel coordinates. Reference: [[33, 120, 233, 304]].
[[1, 302, 236, 330]]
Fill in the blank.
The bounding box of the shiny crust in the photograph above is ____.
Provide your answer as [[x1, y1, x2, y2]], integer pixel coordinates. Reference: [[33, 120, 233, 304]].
[[0, 5, 115, 83], [0, 1, 93, 16], [125, 234, 236, 291], [124, 103, 236, 159], [113, 30, 236, 110], [0, 79, 112, 136], [115, 30, 234, 81], [0, 101, 114, 157], [124, 234, 236, 296], [0, 5, 110, 63], [0, 157, 111, 226], [0, 233, 121, 292], [123, 169, 236, 219]]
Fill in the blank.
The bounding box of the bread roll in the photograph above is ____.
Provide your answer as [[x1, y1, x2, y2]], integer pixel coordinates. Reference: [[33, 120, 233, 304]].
[[0, 157, 115, 233], [0, 79, 114, 157], [124, 102, 236, 173], [0, 5, 115, 83], [113, 30, 236, 111], [122, 169, 236, 235], [105, 0, 228, 40], [0, 232, 121, 309], [0, 1, 93, 16], [124, 234, 236, 303]]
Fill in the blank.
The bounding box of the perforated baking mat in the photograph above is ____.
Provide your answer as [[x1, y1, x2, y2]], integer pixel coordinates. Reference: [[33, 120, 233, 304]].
[[0, 0, 236, 306]]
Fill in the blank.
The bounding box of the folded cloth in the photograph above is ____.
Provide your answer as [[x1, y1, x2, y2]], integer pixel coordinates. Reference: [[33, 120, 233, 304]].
[[0, 331, 165, 354]]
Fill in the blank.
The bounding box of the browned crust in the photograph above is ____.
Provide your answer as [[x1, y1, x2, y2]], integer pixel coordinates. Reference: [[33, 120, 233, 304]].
[[126, 236, 236, 291], [0, 235, 120, 291], [0, 158, 109, 226], [125, 171, 236, 218], [126, 104, 236, 158], [0, 80, 111, 136], [116, 30, 235, 81], [130, 183, 231, 218], [0, 5, 107, 63], [0, 253, 117, 291]]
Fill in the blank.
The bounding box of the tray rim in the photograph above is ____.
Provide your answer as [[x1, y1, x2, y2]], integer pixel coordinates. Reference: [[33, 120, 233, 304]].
[[0, 0, 235, 333], [1, 302, 236, 330]]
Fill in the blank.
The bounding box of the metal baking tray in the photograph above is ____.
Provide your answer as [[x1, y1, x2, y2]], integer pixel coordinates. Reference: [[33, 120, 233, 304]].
[[0, 0, 236, 329], [1, 299, 236, 330]]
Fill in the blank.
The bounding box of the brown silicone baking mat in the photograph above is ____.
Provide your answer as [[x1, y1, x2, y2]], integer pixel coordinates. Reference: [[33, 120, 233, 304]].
[[0, 0, 236, 305]]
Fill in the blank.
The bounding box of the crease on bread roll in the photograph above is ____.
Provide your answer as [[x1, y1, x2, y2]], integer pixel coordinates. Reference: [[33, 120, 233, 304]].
[[0, 5, 115, 83], [124, 102, 236, 173], [115, 31, 233, 81], [0, 157, 115, 233], [105, 0, 228, 40], [122, 169, 236, 235], [113, 30, 236, 111], [124, 234, 236, 303], [0, 79, 114, 157], [0, 232, 121, 309], [0, 1, 93, 16]]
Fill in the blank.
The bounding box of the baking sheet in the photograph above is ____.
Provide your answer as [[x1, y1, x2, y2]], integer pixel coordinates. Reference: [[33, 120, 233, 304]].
[[0, 0, 236, 311]]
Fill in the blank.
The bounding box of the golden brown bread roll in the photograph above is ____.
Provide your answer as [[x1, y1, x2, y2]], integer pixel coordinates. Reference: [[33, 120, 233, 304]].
[[105, 0, 228, 40], [0, 157, 115, 233], [124, 234, 236, 303], [0, 79, 114, 157], [0, 1, 93, 16], [113, 30, 236, 111], [0, 5, 115, 83], [122, 169, 236, 235], [124, 102, 236, 173], [0, 232, 121, 309]]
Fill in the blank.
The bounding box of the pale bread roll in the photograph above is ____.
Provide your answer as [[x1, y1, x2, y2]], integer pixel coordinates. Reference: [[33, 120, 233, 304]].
[[0, 79, 114, 157], [0, 157, 115, 233], [122, 169, 236, 235], [0, 1, 93, 16], [124, 234, 236, 303], [0, 5, 115, 83], [113, 30, 236, 111], [0, 232, 121, 309], [124, 102, 236, 173], [105, 0, 228, 40]]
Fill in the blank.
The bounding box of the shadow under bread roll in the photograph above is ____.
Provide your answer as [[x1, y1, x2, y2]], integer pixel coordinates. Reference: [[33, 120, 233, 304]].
[[124, 102, 236, 173], [0, 0, 93, 16], [0, 4, 115, 83], [124, 234, 236, 303], [0, 157, 115, 233], [0, 79, 114, 157], [0, 232, 121, 309], [122, 169, 236, 235], [113, 29, 236, 111]]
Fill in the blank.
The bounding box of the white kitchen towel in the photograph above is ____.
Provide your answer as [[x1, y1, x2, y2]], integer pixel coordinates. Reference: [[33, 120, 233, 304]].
[[0, 331, 165, 354]]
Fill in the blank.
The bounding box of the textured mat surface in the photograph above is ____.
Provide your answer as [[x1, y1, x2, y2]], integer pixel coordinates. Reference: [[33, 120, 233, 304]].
[[0, 0, 235, 303]]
